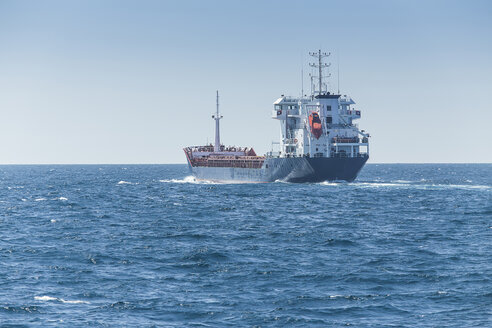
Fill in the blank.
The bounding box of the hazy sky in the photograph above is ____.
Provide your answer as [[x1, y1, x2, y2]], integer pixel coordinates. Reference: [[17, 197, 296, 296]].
[[1, 0, 491, 164]]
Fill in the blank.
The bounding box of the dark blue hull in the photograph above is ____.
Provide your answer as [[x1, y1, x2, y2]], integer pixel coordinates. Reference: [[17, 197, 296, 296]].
[[189, 156, 368, 183]]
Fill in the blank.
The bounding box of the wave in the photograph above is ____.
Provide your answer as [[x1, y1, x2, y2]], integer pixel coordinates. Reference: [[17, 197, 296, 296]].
[[1, 305, 39, 313], [317, 181, 406, 187], [443, 184, 490, 190], [34, 295, 89, 304], [392, 180, 414, 183], [117, 180, 138, 185], [319, 181, 347, 186], [386, 180, 490, 190], [60, 299, 89, 304], [318, 181, 491, 190], [34, 296, 57, 301], [159, 176, 197, 184], [324, 238, 356, 246], [7, 186, 24, 190], [159, 176, 233, 185], [357, 182, 412, 188]]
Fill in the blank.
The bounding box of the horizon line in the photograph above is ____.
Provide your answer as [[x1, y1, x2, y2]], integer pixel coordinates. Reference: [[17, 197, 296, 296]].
[[0, 162, 490, 165]]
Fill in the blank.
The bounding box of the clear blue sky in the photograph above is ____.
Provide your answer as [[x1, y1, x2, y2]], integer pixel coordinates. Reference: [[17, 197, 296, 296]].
[[0, 0, 491, 163]]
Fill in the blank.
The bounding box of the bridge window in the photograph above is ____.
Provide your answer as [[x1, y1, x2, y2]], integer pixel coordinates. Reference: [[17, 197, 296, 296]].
[[327, 105, 332, 111], [326, 116, 332, 124]]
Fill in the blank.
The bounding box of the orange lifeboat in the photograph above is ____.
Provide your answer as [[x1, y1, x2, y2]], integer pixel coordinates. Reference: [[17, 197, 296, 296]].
[[309, 112, 323, 139]]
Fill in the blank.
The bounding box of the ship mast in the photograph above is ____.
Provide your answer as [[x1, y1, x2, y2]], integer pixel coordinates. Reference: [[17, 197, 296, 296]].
[[309, 50, 330, 95], [212, 90, 223, 152]]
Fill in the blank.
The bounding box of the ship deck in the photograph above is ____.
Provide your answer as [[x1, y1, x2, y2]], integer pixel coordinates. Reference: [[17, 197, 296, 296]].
[[191, 155, 265, 169], [184, 147, 265, 169]]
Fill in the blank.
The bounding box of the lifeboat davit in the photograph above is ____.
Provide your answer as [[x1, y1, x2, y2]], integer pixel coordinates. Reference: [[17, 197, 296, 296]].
[[309, 112, 323, 139]]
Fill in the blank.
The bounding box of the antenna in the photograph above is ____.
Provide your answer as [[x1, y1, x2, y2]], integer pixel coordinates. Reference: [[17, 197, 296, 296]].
[[301, 68, 304, 98], [301, 52, 304, 98], [309, 73, 313, 97], [309, 50, 330, 95], [337, 52, 340, 95], [212, 90, 223, 152]]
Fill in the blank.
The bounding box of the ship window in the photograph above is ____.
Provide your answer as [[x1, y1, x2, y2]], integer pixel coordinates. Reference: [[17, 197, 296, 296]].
[[326, 116, 332, 124], [327, 105, 332, 111]]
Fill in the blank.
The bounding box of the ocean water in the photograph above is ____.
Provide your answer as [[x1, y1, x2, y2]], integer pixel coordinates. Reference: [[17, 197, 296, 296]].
[[0, 164, 490, 327]]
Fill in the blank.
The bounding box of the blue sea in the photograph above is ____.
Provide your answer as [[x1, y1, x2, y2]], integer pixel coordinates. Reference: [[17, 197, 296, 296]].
[[0, 164, 490, 327]]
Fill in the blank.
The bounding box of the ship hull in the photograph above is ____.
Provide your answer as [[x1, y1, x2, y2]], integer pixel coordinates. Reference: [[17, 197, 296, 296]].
[[188, 156, 368, 183]]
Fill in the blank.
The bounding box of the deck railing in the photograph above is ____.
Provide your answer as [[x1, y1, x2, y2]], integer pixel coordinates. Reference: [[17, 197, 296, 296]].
[[265, 152, 369, 159], [332, 137, 359, 143], [190, 155, 265, 169]]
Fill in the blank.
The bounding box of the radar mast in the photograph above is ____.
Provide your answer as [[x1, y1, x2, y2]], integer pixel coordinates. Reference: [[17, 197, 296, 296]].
[[309, 50, 331, 95]]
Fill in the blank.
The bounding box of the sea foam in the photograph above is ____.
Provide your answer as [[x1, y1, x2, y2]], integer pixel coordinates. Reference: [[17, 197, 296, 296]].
[[159, 176, 222, 184], [117, 180, 138, 185], [34, 296, 89, 304]]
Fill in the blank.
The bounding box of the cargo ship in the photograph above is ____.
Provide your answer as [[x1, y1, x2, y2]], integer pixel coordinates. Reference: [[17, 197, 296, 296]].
[[183, 50, 369, 183]]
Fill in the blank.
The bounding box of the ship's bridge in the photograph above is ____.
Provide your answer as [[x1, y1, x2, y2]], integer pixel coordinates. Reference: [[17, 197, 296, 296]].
[[272, 96, 302, 119], [339, 95, 361, 120]]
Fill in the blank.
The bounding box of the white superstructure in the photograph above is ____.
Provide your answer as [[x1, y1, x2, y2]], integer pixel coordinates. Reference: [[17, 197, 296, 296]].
[[269, 50, 369, 159]]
